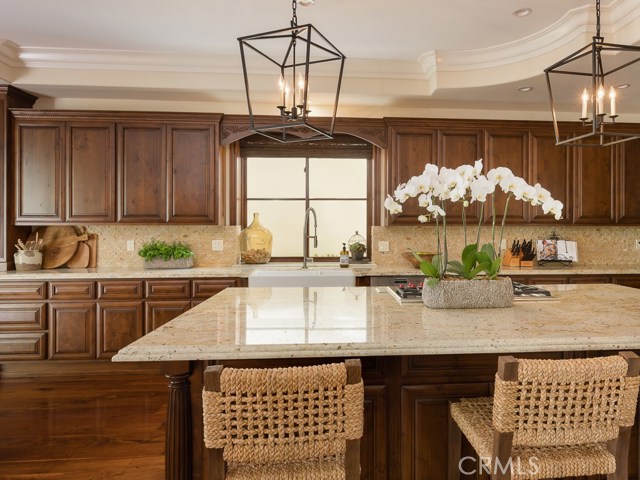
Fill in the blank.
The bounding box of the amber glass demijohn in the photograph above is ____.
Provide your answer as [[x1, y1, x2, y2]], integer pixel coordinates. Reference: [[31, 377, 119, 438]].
[[239, 213, 273, 264]]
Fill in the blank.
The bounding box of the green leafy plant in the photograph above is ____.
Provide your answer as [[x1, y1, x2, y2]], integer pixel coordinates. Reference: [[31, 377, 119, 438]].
[[447, 243, 501, 280], [138, 239, 194, 262], [349, 242, 366, 253]]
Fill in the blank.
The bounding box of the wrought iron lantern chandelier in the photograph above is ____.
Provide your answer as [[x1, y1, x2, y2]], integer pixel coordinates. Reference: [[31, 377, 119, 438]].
[[544, 0, 640, 147], [238, 0, 346, 143]]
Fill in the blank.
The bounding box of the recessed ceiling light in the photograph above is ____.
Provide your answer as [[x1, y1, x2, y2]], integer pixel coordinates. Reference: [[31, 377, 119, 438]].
[[518, 86, 534, 92], [297, 0, 315, 6], [513, 8, 532, 17], [616, 83, 631, 89]]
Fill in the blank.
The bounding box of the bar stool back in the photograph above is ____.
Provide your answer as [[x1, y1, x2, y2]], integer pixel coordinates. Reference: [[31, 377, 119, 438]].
[[449, 352, 640, 480], [203, 359, 364, 479]]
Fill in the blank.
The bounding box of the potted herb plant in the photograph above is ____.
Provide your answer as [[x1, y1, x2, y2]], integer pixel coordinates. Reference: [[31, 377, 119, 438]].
[[138, 239, 195, 269], [349, 242, 367, 261]]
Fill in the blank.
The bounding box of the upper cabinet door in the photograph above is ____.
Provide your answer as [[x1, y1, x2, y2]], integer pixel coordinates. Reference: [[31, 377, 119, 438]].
[[529, 131, 572, 224], [437, 129, 483, 225], [573, 142, 615, 224], [117, 124, 167, 223], [66, 123, 116, 222], [167, 125, 217, 224], [483, 130, 529, 224], [387, 124, 437, 225], [616, 140, 640, 224], [15, 121, 65, 224]]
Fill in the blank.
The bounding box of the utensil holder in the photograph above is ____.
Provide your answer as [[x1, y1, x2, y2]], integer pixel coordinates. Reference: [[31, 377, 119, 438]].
[[14, 250, 43, 271]]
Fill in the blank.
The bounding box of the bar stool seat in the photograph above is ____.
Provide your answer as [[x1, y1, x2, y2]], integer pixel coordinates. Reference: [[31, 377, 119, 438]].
[[451, 397, 617, 479], [449, 353, 640, 480], [225, 457, 345, 479]]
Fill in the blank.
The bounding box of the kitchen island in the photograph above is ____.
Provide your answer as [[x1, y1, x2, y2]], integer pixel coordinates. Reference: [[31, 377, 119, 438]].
[[113, 283, 640, 480]]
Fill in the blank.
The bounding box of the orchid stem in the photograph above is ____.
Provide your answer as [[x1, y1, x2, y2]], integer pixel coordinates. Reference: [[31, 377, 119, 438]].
[[441, 201, 448, 276], [462, 203, 467, 247], [498, 193, 512, 257], [476, 201, 484, 248], [491, 192, 496, 251]]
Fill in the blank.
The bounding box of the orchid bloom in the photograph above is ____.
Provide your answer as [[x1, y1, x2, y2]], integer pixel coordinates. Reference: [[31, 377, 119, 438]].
[[532, 183, 551, 206], [384, 194, 403, 215], [427, 203, 446, 218], [487, 167, 513, 186], [418, 215, 429, 223], [469, 175, 495, 203], [542, 198, 564, 220], [403, 176, 422, 198], [393, 183, 407, 202], [418, 193, 432, 208]]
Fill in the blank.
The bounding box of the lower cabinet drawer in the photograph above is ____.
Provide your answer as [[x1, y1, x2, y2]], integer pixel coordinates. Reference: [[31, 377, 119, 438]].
[[97, 281, 144, 300], [0, 332, 47, 360], [145, 280, 191, 299], [0, 303, 46, 331]]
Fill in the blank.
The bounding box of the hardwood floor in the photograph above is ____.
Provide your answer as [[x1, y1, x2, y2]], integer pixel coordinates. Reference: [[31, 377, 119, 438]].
[[0, 363, 167, 480]]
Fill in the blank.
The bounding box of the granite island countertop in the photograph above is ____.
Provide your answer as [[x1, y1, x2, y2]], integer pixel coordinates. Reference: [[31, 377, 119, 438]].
[[112, 283, 640, 362], [1, 263, 638, 280]]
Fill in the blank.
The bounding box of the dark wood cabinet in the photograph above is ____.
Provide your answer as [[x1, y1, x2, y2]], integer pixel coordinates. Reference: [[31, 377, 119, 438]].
[[529, 130, 572, 223], [96, 301, 144, 359], [484, 130, 529, 224], [438, 129, 483, 224], [14, 119, 116, 225], [14, 121, 65, 223], [0, 276, 240, 361], [48, 302, 96, 360], [616, 139, 640, 224], [12, 110, 222, 226], [0, 86, 37, 271], [168, 125, 217, 223], [572, 142, 615, 224], [144, 300, 191, 332], [385, 118, 640, 226], [66, 122, 116, 222], [612, 275, 640, 289], [117, 123, 167, 223], [387, 123, 437, 225]]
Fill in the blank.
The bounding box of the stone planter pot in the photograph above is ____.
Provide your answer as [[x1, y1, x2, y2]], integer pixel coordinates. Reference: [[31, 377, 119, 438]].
[[422, 277, 513, 309], [144, 257, 194, 269]]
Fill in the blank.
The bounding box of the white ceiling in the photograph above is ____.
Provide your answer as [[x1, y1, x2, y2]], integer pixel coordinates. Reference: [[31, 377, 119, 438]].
[[1, 0, 640, 119]]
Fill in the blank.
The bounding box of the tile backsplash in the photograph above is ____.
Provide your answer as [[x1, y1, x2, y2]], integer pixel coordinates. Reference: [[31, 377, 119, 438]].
[[371, 225, 640, 268], [77, 224, 640, 270], [86, 225, 240, 268]]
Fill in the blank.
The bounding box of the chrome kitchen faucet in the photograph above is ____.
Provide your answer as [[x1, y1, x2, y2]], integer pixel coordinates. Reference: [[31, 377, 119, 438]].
[[302, 207, 318, 269]]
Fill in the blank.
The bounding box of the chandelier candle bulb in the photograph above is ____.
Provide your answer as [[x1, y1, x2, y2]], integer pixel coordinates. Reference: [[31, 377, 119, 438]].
[[581, 88, 588, 119], [609, 86, 617, 117], [597, 85, 605, 115]]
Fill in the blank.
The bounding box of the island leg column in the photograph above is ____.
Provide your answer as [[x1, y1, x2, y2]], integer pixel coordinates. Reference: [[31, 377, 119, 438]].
[[163, 361, 193, 480]]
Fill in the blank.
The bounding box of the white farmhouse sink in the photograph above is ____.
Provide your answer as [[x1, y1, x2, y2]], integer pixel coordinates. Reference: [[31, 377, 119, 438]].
[[248, 268, 355, 287]]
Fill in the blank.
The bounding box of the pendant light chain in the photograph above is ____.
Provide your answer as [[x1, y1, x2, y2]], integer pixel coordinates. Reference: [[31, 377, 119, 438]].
[[595, 0, 601, 38], [291, 0, 298, 27]]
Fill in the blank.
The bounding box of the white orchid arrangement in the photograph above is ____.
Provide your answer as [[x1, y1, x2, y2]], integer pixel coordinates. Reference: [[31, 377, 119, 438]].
[[384, 159, 563, 286]]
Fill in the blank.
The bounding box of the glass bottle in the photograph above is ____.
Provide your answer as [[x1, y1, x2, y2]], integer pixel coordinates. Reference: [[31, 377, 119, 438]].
[[239, 213, 273, 264]]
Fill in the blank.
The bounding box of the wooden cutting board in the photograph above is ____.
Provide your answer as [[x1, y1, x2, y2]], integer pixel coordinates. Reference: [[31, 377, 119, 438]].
[[29, 226, 87, 269], [66, 242, 90, 269], [86, 234, 98, 268]]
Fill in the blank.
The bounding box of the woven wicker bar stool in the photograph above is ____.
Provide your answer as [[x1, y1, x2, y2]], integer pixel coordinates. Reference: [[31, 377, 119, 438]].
[[449, 352, 640, 480], [202, 359, 364, 480]]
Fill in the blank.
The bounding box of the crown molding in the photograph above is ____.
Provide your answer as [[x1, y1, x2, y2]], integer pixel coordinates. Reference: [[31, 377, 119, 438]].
[[418, 0, 640, 88]]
